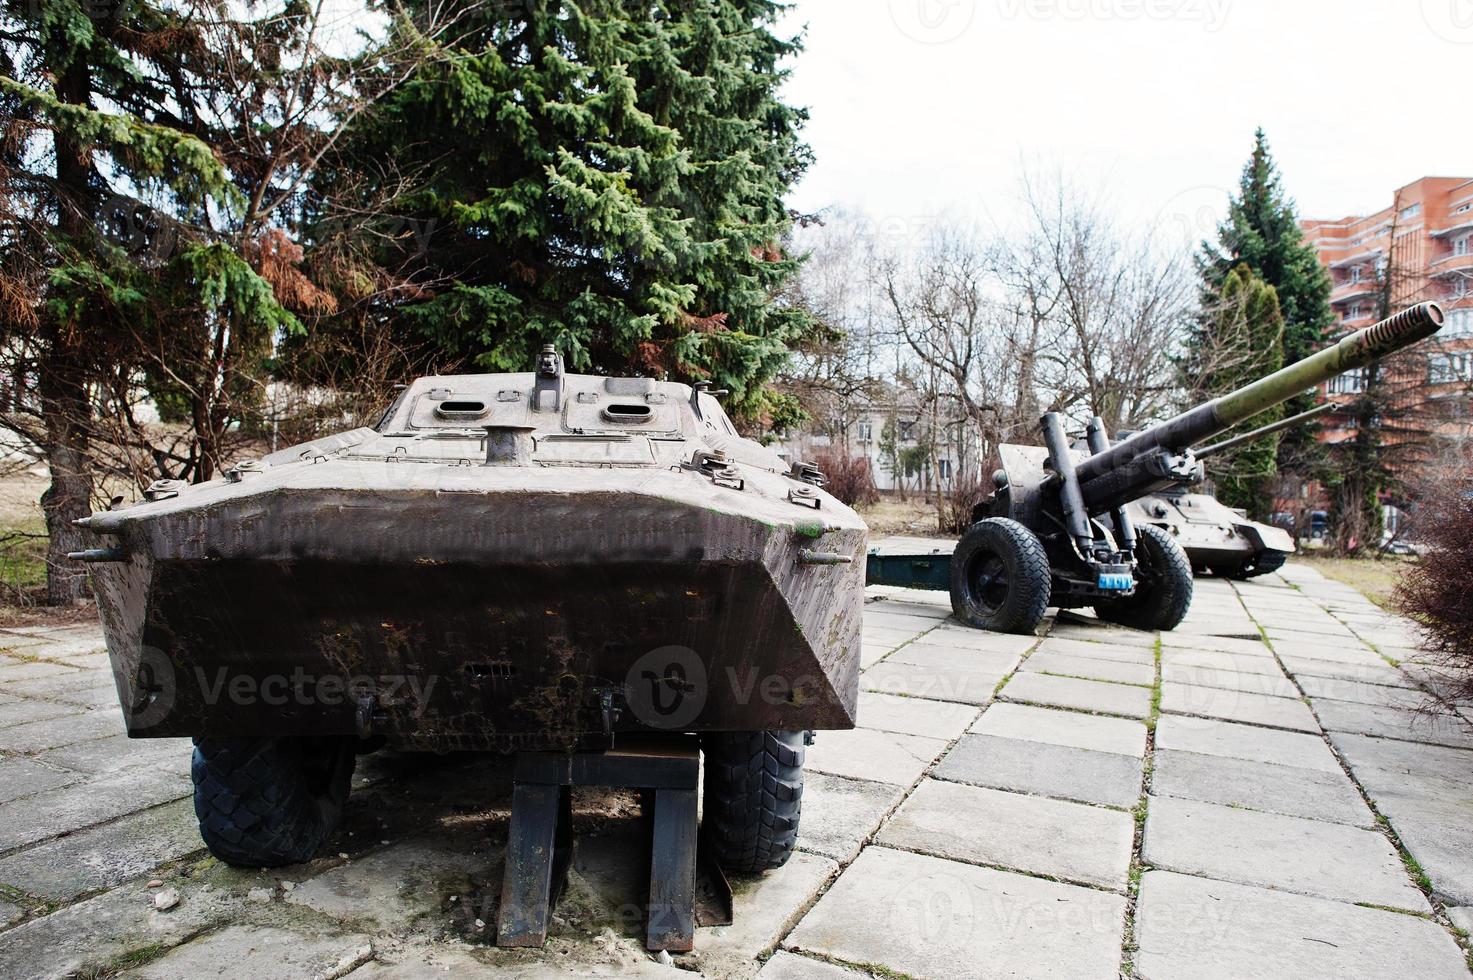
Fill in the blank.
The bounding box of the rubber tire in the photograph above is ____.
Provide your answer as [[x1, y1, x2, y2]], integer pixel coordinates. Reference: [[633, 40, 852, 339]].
[[701, 731, 805, 874], [949, 518, 1051, 635], [192, 736, 356, 867], [1219, 550, 1289, 580], [1096, 524, 1194, 631]]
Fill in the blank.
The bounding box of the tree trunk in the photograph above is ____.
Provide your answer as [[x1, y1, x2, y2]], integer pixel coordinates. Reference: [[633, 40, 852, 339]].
[[41, 56, 97, 605], [39, 341, 92, 604]]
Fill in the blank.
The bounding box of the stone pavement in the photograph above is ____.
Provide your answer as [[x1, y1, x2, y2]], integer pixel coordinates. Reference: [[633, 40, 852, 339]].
[[1, 563, 1472, 978]]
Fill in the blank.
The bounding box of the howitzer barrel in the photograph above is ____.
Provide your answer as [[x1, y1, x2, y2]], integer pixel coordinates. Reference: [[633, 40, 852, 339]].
[[1193, 402, 1339, 461], [1074, 302, 1444, 510]]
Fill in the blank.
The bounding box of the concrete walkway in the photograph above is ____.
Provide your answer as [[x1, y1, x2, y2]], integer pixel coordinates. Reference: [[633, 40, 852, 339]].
[[0, 563, 1470, 978]]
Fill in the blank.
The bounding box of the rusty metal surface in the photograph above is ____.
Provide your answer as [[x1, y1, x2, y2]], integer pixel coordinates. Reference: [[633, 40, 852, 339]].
[[78, 368, 866, 746]]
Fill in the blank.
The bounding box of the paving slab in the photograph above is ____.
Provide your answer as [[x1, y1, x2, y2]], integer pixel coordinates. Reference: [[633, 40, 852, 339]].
[[884, 642, 1024, 673], [1269, 640, 1387, 665], [1312, 698, 1473, 748], [0, 798, 202, 901], [133, 924, 372, 980], [1135, 870, 1467, 980], [1154, 716, 1340, 772], [1161, 683, 1320, 732], [854, 691, 978, 741], [971, 702, 1147, 758], [35, 733, 190, 776], [879, 778, 1133, 890], [0, 708, 124, 754], [1022, 651, 1155, 687], [1160, 635, 1274, 657], [1329, 731, 1473, 784], [935, 733, 1142, 809], [860, 627, 925, 648], [1000, 672, 1152, 719], [0, 873, 238, 980], [787, 846, 1124, 980], [1150, 749, 1374, 827], [1048, 619, 1157, 648], [0, 698, 79, 731], [860, 657, 1004, 706], [1341, 766, 1473, 906], [794, 772, 904, 864], [1160, 649, 1282, 677], [757, 951, 869, 979], [1159, 664, 1297, 698], [0, 765, 190, 851], [1279, 654, 1413, 687], [804, 728, 945, 786], [858, 643, 891, 669], [1142, 795, 1427, 911], [701, 851, 836, 976], [906, 626, 1040, 658], [1031, 636, 1156, 665], [287, 838, 490, 932], [1297, 674, 1428, 708], [0, 660, 77, 682], [0, 757, 83, 803]]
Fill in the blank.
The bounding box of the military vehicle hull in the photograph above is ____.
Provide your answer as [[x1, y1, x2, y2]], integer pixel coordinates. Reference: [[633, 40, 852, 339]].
[[1125, 492, 1293, 579], [79, 372, 866, 752]]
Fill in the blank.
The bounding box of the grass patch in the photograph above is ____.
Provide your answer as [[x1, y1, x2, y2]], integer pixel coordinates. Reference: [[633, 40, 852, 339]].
[[76, 942, 171, 979], [1298, 554, 1414, 611], [0, 517, 48, 592]]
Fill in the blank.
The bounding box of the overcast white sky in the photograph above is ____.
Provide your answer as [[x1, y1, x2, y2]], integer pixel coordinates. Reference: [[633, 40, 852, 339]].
[[777, 0, 1473, 248]]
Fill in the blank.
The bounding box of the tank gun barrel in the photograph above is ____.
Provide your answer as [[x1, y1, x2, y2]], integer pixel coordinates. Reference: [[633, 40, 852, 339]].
[[1193, 402, 1339, 461], [1074, 302, 1444, 512]]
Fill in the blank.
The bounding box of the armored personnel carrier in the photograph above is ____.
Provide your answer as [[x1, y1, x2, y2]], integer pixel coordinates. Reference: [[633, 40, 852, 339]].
[[73, 347, 866, 875], [1126, 491, 1294, 579]]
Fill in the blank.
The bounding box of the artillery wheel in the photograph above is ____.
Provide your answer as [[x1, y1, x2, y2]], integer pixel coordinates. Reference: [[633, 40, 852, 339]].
[[1217, 550, 1288, 580], [950, 518, 1051, 635], [192, 736, 356, 867], [1096, 524, 1193, 631], [701, 731, 805, 873]]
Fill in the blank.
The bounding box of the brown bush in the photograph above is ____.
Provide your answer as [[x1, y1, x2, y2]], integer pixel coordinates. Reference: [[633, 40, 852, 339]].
[[936, 465, 989, 535], [812, 451, 879, 508], [1396, 450, 1473, 697]]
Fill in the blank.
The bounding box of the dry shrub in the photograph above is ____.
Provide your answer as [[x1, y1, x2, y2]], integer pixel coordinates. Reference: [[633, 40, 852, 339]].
[[936, 465, 989, 535], [1396, 448, 1473, 696], [812, 451, 879, 507]]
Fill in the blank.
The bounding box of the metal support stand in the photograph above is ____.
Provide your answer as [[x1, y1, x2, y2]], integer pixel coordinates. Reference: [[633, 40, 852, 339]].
[[496, 735, 716, 952]]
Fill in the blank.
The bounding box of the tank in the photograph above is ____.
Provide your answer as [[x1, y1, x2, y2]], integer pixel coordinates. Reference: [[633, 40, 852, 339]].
[[70, 348, 866, 873], [1125, 490, 1294, 579]]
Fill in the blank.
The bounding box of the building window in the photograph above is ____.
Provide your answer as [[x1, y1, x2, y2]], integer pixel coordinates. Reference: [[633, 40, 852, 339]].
[[899, 421, 916, 442], [1428, 353, 1472, 385], [1446, 308, 1473, 337], [1400, 203, 1422, 221], [1455, 236, 1471, 257], [1328, 368, 1367, 395], [1349, 266, 1363, 284], [856, 420, 873, 442], [1344, 304, 1366, 322], [937, 458, 952, 481], [1451, 278, 1471, 300]]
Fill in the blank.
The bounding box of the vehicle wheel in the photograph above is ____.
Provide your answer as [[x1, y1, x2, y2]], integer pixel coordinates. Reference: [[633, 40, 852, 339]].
[[950, 518, 1051, 634], [192, 736, 356, 867], [701, 731, 804, 874], [1221, 550, 1289, 580], [1096, 524, 1193, 631]]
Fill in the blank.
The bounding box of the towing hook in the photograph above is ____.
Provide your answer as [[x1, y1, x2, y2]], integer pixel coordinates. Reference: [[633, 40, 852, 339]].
[[67, 548, 127, 563]]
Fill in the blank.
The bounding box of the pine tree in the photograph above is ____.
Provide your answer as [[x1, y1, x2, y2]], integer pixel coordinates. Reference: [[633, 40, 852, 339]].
[[0, 0, 369, 602], [322, 0, 815, 428], [1185, 265, 1285, 517], [1197, 129, 1334, 473]]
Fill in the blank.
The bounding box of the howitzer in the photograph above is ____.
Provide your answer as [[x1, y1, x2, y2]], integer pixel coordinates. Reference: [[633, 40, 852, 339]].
[[867, 302, 1444, 634]]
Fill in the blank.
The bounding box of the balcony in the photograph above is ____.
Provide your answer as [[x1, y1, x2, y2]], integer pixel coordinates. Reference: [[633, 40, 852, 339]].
[[1331, 281, 1378, 303], [1430, 252, 1473, 274]]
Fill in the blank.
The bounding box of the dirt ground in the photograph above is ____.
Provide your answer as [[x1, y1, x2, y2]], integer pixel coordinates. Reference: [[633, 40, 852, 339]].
[[855, 496, 949, 537]]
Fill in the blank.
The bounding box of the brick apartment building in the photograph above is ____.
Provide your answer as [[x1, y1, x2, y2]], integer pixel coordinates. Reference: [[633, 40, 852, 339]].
[[1299, 176, 1473, 524]]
